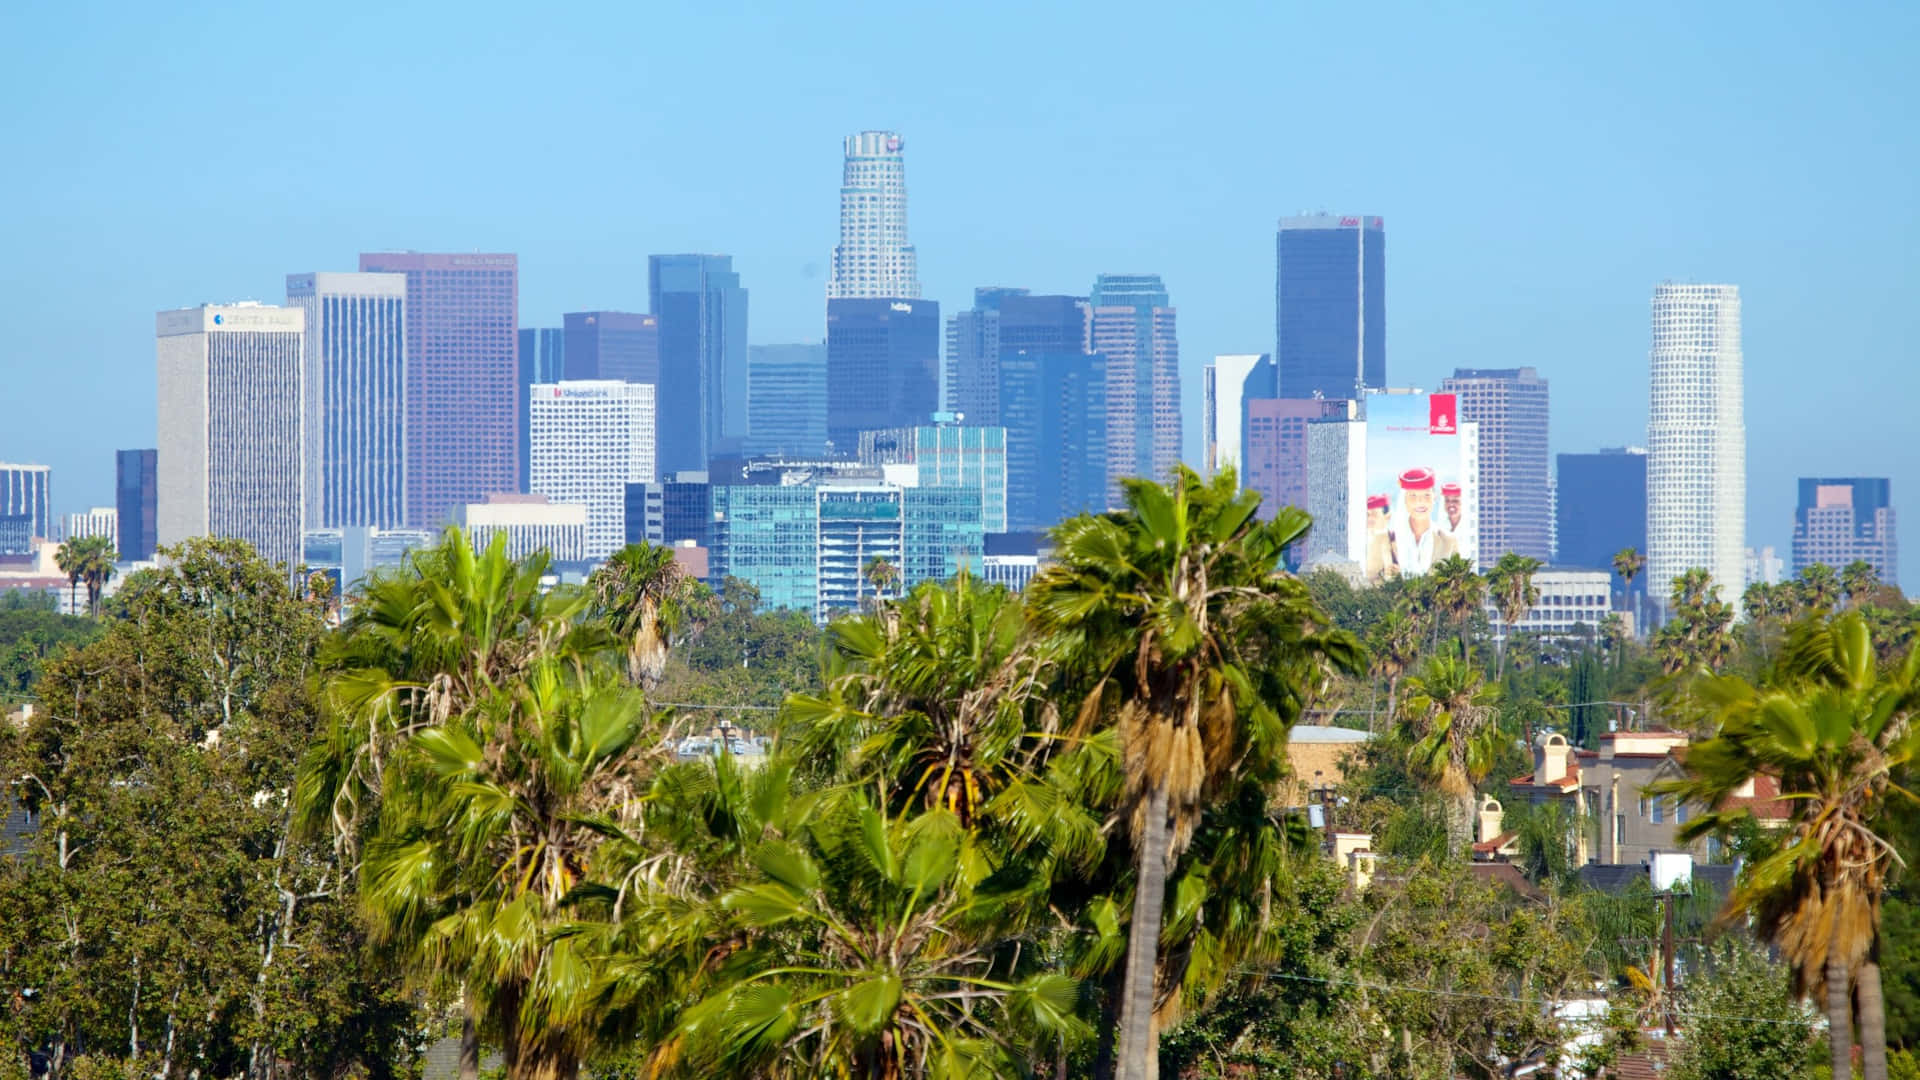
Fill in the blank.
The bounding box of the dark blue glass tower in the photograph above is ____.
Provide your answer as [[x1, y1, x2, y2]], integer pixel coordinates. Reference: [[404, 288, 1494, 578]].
[[1556, 447, 1648, 601], [826, 297, 940, 453], [1275, 215, 1385, 400], [651, 255, 749, 474], [997, 350, 1107, 532], [116, 449, 158, 562], [945, 289, 1085, 425]]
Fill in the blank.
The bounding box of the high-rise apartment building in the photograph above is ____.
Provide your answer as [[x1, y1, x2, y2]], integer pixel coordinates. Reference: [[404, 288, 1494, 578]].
[[517, 328, 566, 490], [529, 381, 658, 559], [286, 272, 408, 529], [563, 311, 657, 383], [826, 298, 940, 452], [945, 290, 1085, 425], [747, 344, 828, 458], [63, 508, 117, 548], [0, 464, 52, 554], [1647, 284, 1745, 610], [1244, 398, 1347, 522], [116, 449, 157, 561], [859, 424, 1008, 534], [997, 351, 1108, 532], [358, 252, 518, 527], [1556, 448, 1648, 604], [1204, 354, 1277, 477], [155, 304, 305, 568], [1439, 367, 1551, 560], [1090, 274, 1181, 502], [829, 131, 919, 300], [1794, 478, 1897, 584], [1275, 215, 1385, 400], [651, 255, 748, 470]]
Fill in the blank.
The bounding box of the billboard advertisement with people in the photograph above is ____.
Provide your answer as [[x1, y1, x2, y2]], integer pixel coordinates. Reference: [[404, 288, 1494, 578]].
[[1361, 393, 1477, 582]]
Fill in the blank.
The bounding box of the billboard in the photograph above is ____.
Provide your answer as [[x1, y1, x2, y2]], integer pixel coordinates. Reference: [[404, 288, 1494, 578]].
[[1359, 393, 1477, 582]]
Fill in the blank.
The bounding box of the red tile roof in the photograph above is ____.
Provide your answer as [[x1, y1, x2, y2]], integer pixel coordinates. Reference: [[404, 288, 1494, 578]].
[[1722, 773, 1791, 820], [1473, 830, 1518, 855]]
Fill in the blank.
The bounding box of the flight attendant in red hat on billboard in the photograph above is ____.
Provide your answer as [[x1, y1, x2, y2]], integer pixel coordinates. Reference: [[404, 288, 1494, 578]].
[[1440, 482, 1464, 535], [1364, 494, 1395, 582], [1391, 467, 1456, 576]]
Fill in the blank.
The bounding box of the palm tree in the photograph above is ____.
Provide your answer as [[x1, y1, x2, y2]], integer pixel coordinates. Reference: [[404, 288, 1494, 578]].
[[1796, 563, 1841, 614], [1613, 547, 1644, 612], [590, 542, 709, 691], [53, 538, 82, 615], [361, 660, 655, 1080], [1843, 559, 1881, 610], [1428, 554, 1486, 655], [1398, 654, 1502, 857], [1488, 553, 1543, 678], [1368, 608, 1422, 727], [68, 534, 118, 616], [861, 555, 901, 611], [1025, 466, 1360, 1080], [1660, 613, 1920, 1080], [1655, 569, 1736, 676]]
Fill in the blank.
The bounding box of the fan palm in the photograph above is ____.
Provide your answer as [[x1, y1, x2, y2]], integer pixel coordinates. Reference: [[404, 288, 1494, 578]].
[[590, 541, 710, 691], [1399, 654, 1503, 857], [1368, 608, 1422, 726], [1613, 547, 1644, 611], [1488, 553, 1543, 678], [53, 537, 82, 614], [1843, 559, 1881, 610], [1025, 466, 1360, 1080], [1659, 612, 1920, 1080], [1429, 554, 1486, 655], [862, 556, 902, 611], [362, 660, 655, 1080], [1796, 563, 1841, 614]]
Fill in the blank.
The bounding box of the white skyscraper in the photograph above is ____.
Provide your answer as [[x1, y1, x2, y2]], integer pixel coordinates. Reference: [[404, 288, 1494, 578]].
[[1203, 353, 1273, 477], [529, 380, 657, 559], [828, 131, 919, 300], [156, 303, 305, 568], [0, 463, 52, 553], [63, 507, 118, 549], [1647, 283, 1745, 611], [286, 272, 407, 529]]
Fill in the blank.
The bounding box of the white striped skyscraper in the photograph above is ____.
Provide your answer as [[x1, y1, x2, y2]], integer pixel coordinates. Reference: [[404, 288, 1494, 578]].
[[287, 272, 407, 529], [1647, 284, 1745, 609], [529, 381, 657, 559], [156, 303, 305, 568], [0, 463, 52, 553], [1091, 274, 1181, 505], [829, 131, 919, 300]]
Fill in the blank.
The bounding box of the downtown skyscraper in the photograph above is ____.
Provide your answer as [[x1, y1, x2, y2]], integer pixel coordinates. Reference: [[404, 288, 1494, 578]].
[[1439, 367, 1551, 560], [650, 255, 747, 472], [1090, 274, 1180, 503], [1647, 283, 1745, 608], [1275, 215, 1385, 400], [1203, 353, 1276, 476], [116, 449, 157, 561], [829, 131, 918, 300], [945, 289, 1085, 425], [155, 304, 305, 568], [0, 463, 52, 554], [1794, 478, 1897, 584], [359, 252, 518, 526], [286, 272, 407, 529]]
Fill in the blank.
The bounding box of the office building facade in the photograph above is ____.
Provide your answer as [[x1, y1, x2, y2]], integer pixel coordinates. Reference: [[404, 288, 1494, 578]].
[[286, 272, 408, 529], [116, 449, 157, 561], [1439, 367, 1551, 560], [359, 252, 518, 528], [1794, 478, 1897, 584], [529, 381, 658, 559], [826, 297, 940, 452], [457, 494, 587, 562], [1647, 284, 1745, 610], [1244, 398, 1347, 521], [996, 350, 1107, 532], [562, 311, 657, 384], [651, 255, 748, 469], [859, 424, 1008, 534], [1276, 215, 1385, 400], [155, 304, 305, 568], [945, 289, 1085, 425], [302, 526, 435, 596], [1204, 353, 1277, 477], [1556, 448, 1648, 604], [1089, 274, 1180, 503], [518, 328, 566, 490], [63, 507, 117, 549], [829, 131, 919, 300], [0, 464, 52, 554], [747, 344, 828, 457]]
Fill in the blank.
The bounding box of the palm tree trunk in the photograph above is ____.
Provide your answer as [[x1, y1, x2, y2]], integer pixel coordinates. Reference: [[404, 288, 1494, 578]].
[[1829, 933, 1854, 1080], [1452, 791, 1475, 860], [459, 1008, 480, 1080], [1115, 783, 1171, 1080], [1859, 953, 1889, 1080]]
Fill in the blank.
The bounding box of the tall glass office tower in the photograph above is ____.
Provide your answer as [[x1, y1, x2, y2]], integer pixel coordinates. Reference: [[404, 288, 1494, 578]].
[[1647, 283, 1745, 610], [116, 449, 158, 561], [286, 272, 407, 529], [829, 131, 919, 300], [1090, 274, 1180, 504], [826, 298, 940, 452], [1275, 215, 1385, 400], [518, 327, 566, 491], [650, 255, 748, 472], [0, 463, 52, 554], [1440, 367, 1552, 560]]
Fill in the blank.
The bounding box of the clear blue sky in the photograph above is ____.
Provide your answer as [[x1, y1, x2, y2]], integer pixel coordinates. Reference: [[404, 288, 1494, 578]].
[[3, 1, 1915, 588]]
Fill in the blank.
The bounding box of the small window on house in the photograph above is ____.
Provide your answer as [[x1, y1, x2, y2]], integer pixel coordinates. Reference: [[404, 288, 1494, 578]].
[[1615, 815, 1626, 846], [1651, 798, 1664, 824], [1676, 802, 1688, 825], [1638, 794, 1650, 818]]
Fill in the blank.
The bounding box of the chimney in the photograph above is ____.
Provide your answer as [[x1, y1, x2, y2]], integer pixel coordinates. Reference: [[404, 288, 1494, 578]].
[[1535, 732, 1571, 784], [1478, 796, 1506, 845]]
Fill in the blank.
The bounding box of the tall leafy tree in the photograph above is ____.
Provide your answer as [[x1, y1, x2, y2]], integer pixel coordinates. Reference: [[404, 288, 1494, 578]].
[[1488, 553, 1543, 678], [1661, 612, 1920, 1080], [1398, 653, 1502, 856], [1025, 466, 1360, 1080], [590, 541, 710, 691], [1428, 554, 1486, 654]]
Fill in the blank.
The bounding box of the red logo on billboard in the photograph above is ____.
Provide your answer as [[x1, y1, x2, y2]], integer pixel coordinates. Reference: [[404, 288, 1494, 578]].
[[1429, 393, 1457, 435], [1339, 216, 1360, 227], [886, 135, 902, 152]]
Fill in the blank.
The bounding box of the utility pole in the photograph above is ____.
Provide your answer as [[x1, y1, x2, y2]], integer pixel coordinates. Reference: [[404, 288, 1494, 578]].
[[1663, 892, 1677, 1036]]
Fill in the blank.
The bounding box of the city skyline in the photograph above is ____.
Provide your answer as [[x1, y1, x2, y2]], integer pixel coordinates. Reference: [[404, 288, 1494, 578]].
[[3, 3, 1916, 586]]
